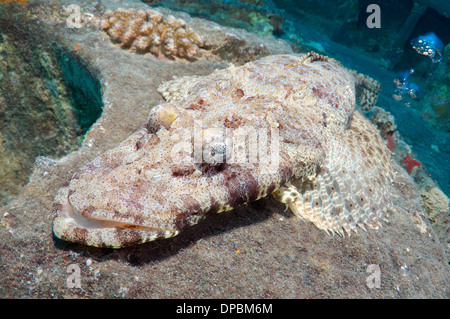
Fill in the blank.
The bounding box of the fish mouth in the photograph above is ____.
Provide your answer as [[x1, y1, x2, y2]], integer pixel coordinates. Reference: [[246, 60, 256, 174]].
[[52, 187, 179, 248]]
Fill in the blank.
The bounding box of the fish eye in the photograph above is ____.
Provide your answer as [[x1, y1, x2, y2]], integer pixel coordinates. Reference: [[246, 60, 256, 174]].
[[203, 142, 227, 166]]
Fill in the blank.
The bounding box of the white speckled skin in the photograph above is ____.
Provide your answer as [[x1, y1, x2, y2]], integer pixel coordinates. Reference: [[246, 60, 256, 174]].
[[52, 53, 398, 248]]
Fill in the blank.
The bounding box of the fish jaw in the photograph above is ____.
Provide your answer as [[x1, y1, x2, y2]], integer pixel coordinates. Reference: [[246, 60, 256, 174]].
[[52, 186, 184, 248]]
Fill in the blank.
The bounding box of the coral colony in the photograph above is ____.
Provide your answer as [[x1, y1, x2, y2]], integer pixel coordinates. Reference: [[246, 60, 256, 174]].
[[98, 8, 204, 59]]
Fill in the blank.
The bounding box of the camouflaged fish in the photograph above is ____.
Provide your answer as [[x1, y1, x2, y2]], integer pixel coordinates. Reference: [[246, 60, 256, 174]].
[[52, 53, 398, 248]]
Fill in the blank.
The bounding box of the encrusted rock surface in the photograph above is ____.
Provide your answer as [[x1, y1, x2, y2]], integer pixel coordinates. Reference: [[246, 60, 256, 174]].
[[0, 13, 82, 206], [0, 0, 448, 298]]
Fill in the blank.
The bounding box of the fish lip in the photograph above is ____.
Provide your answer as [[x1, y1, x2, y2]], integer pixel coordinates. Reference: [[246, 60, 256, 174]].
[[64, 192, 162, 231], [52, 187, 176, 248]]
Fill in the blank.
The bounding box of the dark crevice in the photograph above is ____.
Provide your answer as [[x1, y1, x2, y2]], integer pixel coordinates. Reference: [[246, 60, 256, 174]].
[[56, 50, 103, 134]]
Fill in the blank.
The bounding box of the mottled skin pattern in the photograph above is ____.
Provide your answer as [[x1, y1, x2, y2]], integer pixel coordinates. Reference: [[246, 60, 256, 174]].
[[52, 53, 398, 248]]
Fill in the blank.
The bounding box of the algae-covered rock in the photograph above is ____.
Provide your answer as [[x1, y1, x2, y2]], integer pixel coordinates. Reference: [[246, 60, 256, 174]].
[[0, 8, 82, 206]]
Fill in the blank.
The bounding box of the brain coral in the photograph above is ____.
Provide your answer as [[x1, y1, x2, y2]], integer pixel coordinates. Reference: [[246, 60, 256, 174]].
[[98, 8, 204, 59]]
